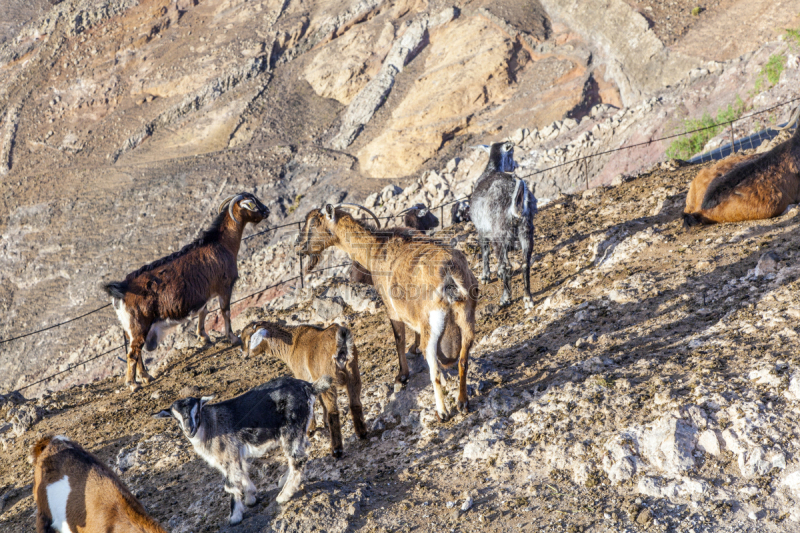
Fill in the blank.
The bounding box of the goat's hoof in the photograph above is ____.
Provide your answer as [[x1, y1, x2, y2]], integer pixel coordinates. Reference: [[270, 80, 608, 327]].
[[498, 299, 512, 309], [229, 514, 243, 526], [523, 296, 533, 310], [458, 400, 469, 414], [196, 337, 211, 348], [332, 448, 343, 459], [393, 382, 405, 393], [128, 383, 141, 392], [435, 410, 451, 423], [140, 374, 153, 385]]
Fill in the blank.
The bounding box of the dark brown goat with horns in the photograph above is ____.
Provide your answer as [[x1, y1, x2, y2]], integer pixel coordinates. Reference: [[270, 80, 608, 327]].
[[684, 105, 800, 226], [103, 193, 269, 391]]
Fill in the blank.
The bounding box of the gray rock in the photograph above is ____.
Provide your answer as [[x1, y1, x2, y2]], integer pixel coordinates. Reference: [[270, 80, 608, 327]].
[[8, 404, 43, 436], [312, 296, 346, 322], [754, 251, 779, 277], [641, 415, 697, 475]]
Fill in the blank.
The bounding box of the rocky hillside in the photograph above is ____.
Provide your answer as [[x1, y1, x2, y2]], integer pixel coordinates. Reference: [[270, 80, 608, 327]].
[[1, 0, 800, 436], [6, 157, 800, 531]]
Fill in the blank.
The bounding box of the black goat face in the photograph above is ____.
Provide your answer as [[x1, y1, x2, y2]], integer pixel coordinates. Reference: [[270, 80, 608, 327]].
[[153, 396, 213, 438], [487, 141, 517, 172], [237, 193, 270, 223]]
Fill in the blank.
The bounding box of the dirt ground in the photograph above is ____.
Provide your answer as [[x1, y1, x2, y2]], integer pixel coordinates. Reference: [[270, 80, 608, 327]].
[[4, 155, 800, 532]]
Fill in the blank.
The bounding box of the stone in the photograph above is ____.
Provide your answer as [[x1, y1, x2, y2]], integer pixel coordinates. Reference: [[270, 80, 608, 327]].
[[696, 430, 721, 456], [312, 296, 346, 322], [754, 251, 778, 277], [461, 497, 473, 512], [635, 508, 653, 526], [8, 404, 42, 437], [641, 415, 697, 475]]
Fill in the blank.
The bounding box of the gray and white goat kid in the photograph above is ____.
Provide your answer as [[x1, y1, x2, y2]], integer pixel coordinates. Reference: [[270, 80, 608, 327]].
[[469, 141, 537, 309], [154, 376, 332, 524]]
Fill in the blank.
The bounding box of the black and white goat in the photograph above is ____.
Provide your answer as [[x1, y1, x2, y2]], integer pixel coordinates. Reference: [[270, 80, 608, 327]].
[[470, 141, 536, 309], [450, 200, 470, 224], [103, 193, 269, 391], [154, 376, 332, 524], [401, 203, 439, 232]]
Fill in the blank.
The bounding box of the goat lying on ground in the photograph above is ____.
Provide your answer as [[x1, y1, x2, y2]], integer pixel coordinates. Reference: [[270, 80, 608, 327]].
[[239, 321, 367, 457], [296, 204, 478, 420], [103, 193, 269, 391], [31, 435, 167, 533], [401, 203, 439, 232], [470, 141, 537, 309], [684, 105, 800, 227], [155, 376, 331, 524]]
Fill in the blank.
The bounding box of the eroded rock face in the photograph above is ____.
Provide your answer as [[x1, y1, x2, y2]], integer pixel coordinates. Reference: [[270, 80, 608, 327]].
[[357, 15, 530, 177]]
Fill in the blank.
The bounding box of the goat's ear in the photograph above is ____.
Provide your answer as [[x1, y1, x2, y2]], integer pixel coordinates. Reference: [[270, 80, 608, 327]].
[[513, 179, 528, 216], [249, 328, 269, 351], [153, 410, 173, 419], [416, 208, 428, 217], [199, 396, 214, 410], [324, 204, 336, 221]]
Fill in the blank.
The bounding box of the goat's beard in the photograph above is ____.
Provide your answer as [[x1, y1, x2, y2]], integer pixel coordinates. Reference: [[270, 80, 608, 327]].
[[304, 253, 321, 272]]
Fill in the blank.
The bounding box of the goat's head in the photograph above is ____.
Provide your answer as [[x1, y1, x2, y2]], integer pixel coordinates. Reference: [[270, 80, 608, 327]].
[[219, 192, 269, 226], [476, 141, 517, 172], [451, 200, 470, 223], [295, 204, 381, 272], [402, 203, 439, 231], [153, 396, 214, 438], [239, 322, 268, 358]]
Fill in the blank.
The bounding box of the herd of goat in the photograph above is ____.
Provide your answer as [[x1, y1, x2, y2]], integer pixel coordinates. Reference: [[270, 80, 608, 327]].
[[30, 106, 800, 531]]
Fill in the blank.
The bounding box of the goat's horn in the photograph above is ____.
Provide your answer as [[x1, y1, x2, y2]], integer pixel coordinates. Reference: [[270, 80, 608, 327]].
[[777, 105, 800, 131], [333, 203, 382, 228], [220, 194, 245, 224]]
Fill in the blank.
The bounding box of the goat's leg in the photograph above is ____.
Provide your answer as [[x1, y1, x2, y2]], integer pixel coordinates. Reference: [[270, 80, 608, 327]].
[[218, 290, 241, 346], [452, 301, 475, 414], [425, 310, 450, 421], [410, 330, 422, 355], [241, 459, 257, 507], [224, 479, 246, 525], [389, 319, 410, 392], [519, 220, 534, 311], [320, 389, 343, 458], [135, 350, 153, 386], [276, 434, 307, 504], [125, 336, 145, 392], [195, 305, 211, 346], [479, 235, 492, 284], [498, 243, 513, 307], [346, 366, 368, 439]]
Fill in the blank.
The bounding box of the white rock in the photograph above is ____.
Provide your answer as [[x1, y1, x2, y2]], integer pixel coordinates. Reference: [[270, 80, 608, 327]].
[[782, 471, 800, 495], [461, 497, 473, 512], [696, 430, 721, 457], [641, 415, 697, 476]]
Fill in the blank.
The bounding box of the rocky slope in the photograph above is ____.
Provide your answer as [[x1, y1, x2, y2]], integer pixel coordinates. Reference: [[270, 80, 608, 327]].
[[6, 157, 800, 531], [1, 0, 799, 421]]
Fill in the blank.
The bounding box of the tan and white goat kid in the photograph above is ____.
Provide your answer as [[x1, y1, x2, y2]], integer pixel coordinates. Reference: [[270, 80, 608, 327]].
[[239, 321, 367, 457], [31, 435, 167, 533], [296, 204, 478, 420]]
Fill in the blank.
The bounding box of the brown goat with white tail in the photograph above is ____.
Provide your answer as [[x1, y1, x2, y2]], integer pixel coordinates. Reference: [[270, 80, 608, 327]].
[[296, 204, 478, 421], [31, 435, 167, 533], [103, 193, 269, 391], [684, 106, 800, 227], [239, 320, 367, 457]]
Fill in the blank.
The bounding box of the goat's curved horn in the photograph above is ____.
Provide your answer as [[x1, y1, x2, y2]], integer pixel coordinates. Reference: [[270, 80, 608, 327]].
[[777, 105, 800, 131], [333, 203, 382, 228], [219, 194, 245, 224]]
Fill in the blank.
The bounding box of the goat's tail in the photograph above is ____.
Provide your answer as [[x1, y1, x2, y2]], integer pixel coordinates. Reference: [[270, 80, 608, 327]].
[[311, 375, 333, 395], [333, 326, 355, 369], [682, 212, 707, 229], [102, 281, 129, 299]]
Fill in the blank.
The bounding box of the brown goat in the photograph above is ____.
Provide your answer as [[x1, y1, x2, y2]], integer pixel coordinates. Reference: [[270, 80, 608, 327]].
[[32, 435, 167, 533], [349, 259, 462, 363], [296, 204, 478, 420], [103, 193, 269, 391], [239, 320, 367, 457], [684, 106, 800, 227]]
